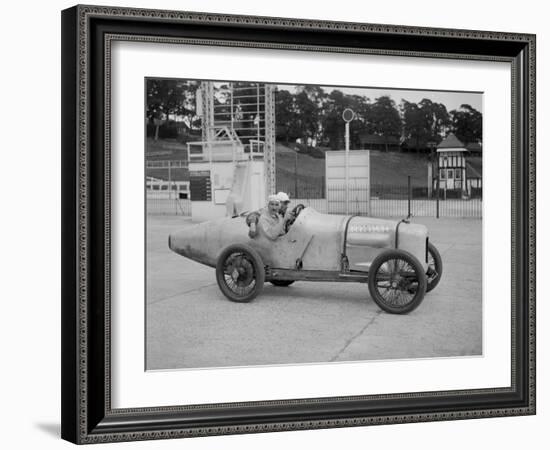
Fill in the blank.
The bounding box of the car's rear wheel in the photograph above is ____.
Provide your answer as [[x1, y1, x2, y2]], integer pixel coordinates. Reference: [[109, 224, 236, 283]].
[[368, 249, 427, 314], [426, 242, 443, 292], [270, 280, 295, 287], [216, 244, 265, 303]]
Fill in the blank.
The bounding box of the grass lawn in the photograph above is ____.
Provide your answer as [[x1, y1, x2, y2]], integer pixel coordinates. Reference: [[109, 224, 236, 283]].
[[146, 138, 189, 181], [146, 139, 432, 188], [146, 138, 188, 160], [275, 143, 430, 191]]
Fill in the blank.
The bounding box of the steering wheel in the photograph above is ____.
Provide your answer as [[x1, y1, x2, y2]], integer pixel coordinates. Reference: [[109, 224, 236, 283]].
[[292, 204, 306, 217], [284, 204, 306, 233]]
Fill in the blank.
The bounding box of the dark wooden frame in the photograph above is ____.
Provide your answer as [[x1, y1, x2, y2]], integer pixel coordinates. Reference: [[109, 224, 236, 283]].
[[61, 4, 536, 444]]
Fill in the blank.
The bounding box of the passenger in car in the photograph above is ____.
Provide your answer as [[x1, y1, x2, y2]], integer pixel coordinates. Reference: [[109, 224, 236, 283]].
[[276, 191, 291, 217]]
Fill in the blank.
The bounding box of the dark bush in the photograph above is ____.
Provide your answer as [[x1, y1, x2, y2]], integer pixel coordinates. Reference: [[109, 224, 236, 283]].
[[412, 187, 429, 198], [470, 187, 483, 199], [146, 122, 178, 139], [310, 147, 326, 159], [146, 120, 201, 141]]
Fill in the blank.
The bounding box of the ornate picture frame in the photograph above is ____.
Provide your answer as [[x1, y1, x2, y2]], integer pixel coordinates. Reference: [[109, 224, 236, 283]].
[[61, 5, 535, 444]]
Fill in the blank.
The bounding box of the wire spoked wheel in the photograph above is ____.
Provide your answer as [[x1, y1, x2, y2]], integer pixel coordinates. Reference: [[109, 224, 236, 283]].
[[368, 250, 427, 314], [216, 244, 265, 303], [426, 242, 443, 292]]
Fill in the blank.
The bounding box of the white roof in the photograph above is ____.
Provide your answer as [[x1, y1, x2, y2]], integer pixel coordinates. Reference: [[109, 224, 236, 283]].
[[437, 147, 467, 153]]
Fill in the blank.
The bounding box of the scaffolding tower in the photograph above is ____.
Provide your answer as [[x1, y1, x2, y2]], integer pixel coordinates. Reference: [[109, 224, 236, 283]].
[[199, 81, 276, 196]]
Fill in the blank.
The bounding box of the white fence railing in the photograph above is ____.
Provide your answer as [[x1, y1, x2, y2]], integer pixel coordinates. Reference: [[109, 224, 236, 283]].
[[147, 196, 191, 216], [145, 196, 482, 218]]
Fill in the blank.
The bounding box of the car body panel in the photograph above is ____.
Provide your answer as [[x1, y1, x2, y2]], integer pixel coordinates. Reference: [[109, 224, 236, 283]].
[[169, 207, 429, 273]]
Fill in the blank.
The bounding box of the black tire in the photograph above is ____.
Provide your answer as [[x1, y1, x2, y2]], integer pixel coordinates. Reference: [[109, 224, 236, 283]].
[[216, 244, 265, 303], [426, 242, 443, 293], [368, 249, 427, 314], [270, 280, 295, 287]]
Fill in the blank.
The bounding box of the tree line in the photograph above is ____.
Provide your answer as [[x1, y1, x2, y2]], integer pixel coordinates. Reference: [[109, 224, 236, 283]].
[[146, 80, 482, 150], [276, 86, 482, 151]]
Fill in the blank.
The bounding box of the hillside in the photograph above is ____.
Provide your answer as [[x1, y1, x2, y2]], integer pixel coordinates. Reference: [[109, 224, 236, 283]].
[[275, 143, 430, 195], [275, 144, 326, 195], [146, 138, 188, 160], [145, 138, 189, 181], [145, 139, 431, 188], [369, 151, 429, 186]]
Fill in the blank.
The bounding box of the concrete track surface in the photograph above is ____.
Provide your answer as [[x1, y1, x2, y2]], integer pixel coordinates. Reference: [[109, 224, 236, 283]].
[[146, 216, 482, 370]]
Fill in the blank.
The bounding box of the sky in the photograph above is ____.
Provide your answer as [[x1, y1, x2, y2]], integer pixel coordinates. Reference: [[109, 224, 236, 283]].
[[276, 84, 483, 113]]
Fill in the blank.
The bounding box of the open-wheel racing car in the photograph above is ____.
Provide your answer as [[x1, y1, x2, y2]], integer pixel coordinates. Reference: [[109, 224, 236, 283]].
[[168, 206, 442, 314]]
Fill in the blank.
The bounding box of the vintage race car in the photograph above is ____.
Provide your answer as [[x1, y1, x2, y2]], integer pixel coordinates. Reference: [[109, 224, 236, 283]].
[[168, 206, 442, 314]]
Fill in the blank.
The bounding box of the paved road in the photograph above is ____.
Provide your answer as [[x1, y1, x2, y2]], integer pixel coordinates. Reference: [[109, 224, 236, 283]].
[[146, 215, 482, 370]]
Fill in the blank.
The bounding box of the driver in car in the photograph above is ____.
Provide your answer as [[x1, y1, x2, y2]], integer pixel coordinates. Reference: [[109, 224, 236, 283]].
[[256, 195, 294, 241], [247, 192, 294, 239]]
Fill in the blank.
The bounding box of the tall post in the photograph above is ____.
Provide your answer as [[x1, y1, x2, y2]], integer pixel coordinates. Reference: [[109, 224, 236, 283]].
[[201, 81, 215, 161], [342, 108, 354, 216], [265, 84, 276, 197], [230, 82, 234, 133], [256, 84, 261, 145], [345, 121, 350, 215]]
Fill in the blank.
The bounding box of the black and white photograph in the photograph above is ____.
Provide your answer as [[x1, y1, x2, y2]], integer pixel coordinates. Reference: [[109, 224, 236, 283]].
[[1, 0, 544, 446], [145, 79, 483, 370]]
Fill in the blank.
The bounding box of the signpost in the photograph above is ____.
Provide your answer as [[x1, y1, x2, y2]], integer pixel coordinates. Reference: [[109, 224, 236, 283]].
[[342, 108, 355, 214]]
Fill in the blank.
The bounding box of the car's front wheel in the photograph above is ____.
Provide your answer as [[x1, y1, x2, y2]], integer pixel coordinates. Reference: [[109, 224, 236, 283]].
[[368, 249, 427, 314], [216, 244, 265, 303]]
